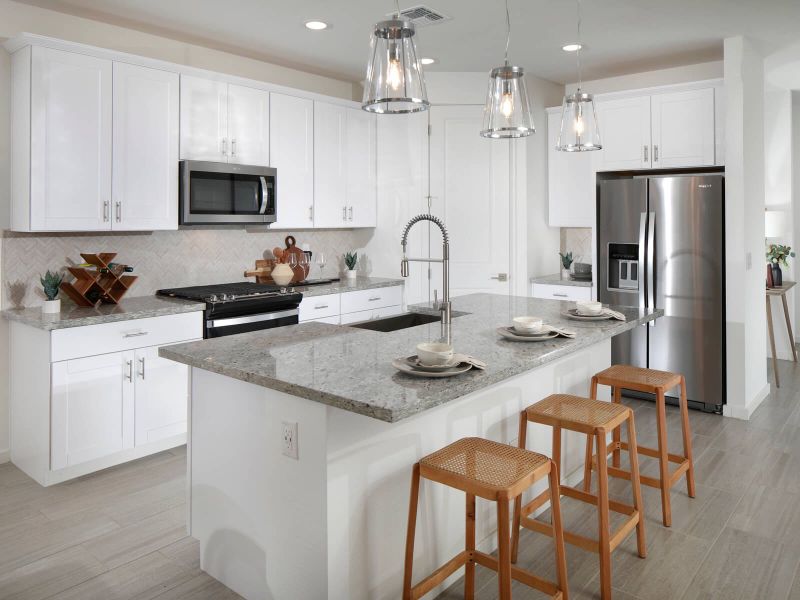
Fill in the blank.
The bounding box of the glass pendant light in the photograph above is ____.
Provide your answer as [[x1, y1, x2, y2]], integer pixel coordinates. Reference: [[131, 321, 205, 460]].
[[362, 0, 429, 114], [557, 0, 602, 151], [480, 0, 534, 139]]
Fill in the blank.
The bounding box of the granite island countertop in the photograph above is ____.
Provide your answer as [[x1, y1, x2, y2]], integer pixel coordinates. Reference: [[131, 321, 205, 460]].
[[160, 293, 661, 423]]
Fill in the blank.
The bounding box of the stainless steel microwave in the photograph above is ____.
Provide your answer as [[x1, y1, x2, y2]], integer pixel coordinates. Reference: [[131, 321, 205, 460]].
[[179, 160, 276, 225]]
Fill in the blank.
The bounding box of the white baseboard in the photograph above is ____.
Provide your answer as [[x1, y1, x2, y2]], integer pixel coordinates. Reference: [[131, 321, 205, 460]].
[[0, 449, 9, 464], [723, 383, 771, 420]]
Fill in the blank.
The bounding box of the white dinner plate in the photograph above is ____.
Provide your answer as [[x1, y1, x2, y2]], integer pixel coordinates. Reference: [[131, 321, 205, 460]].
[[405, 355, 464, 372], [562, 308, 613, 321], [392, 358, 473, 378], [497, 327, 559, 342]]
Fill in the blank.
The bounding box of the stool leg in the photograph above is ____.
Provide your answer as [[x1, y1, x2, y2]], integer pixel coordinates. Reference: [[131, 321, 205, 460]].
[[612, 387, 622, 468], [583, 434, 593, 493], [512, 410, 528, 563], [549, 462, 569, 600], [679, 377, 697, 499], [626, 413, 647, 559], [595, 429, 612, 600], [465, 493, 476, 600], [552, 425, 562, 480], [655, 389, 672, 527], [497, 497, 512, 600], [402, 463, 421, 600]]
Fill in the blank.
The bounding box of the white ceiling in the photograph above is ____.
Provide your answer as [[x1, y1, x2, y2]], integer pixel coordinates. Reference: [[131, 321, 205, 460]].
[[15, 0, 800, 84]]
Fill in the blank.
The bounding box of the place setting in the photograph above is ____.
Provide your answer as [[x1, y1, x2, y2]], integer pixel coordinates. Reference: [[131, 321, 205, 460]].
[[562, 300, 627, 322], [496, 316, 577, 342], [392, 342, 486, 378]]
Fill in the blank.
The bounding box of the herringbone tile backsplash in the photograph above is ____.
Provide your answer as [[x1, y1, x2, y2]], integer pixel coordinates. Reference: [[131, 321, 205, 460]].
[[2, 228, 374, 308]]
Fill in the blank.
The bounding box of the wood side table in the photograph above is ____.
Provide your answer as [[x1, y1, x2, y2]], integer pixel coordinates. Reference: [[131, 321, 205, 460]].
[[766, 281, 797, 388]]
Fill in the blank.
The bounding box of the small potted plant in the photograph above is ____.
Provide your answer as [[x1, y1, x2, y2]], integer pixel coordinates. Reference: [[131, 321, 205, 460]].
[[766, 244, 795, 287], [344, 251, 358, 280], [40, 270, 64, 314], [559, 251, 574, 280]]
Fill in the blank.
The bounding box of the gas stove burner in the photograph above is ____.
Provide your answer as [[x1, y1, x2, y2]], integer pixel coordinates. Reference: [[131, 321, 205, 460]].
[[157, 282, 296, 303]]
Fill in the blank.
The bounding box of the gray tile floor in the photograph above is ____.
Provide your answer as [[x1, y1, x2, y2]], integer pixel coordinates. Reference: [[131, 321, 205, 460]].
[[1, 359, 799, 599]]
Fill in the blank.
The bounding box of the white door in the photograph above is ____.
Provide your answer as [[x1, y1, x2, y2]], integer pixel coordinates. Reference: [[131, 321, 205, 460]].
[[428, 105, 511, 298], [313, 102, 348, 228], [112, 62, 179, 230], [346, 108, 377, 228], [547, 109, 595, 227], [651, 88, 715, 167], [596, 95, 651, 170], [29, 47, 112, 231], [133, 345, 189, 446], [227, 83, 270, 166], [51, 351, 134, 470], [270, 93, 314, 228], [180, 75, 228, 161]]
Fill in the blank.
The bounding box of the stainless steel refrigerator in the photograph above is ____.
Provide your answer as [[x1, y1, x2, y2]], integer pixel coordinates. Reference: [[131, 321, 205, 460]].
[[597, 174, 725, 412]]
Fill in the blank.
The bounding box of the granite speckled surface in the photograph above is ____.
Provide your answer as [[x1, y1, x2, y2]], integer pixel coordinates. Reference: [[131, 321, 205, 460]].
[[1, 296, 204, 331], [530, 273, 593, 288], [160, 293, 661, 423], [293, 277, 403, 297]]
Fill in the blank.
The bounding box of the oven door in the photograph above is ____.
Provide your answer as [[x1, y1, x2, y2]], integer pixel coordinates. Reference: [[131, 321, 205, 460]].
[[180, 160, 276, 225], [205, 308, 298, 338]]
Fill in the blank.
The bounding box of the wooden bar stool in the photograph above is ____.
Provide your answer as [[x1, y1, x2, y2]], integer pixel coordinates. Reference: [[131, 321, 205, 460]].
[[513, 395, 646, 600], [403, 437, 568, 600], [588, 365, 696, 527]]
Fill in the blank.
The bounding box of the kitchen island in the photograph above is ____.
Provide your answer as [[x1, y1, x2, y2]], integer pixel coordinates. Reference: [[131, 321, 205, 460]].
[[161, 293, 660, 600]]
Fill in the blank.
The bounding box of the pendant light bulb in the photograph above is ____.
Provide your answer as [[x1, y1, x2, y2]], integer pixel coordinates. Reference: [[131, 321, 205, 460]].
[[500, 91, 514, 118]]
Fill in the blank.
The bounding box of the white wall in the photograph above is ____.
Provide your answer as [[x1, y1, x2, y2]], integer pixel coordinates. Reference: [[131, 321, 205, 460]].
[[565, 60, 724, 96]]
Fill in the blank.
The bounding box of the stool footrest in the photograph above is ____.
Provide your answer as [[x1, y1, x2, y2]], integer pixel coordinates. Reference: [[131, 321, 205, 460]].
[[473, 551, 562, 597], [619, 441, 687, 464], [522, 515, 599, 553], [409, 550, 468, 600], [606, 460, 691, 492]]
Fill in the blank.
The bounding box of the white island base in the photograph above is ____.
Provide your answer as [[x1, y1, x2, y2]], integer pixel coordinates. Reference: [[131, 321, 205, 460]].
[[188, 339, 612, 600]]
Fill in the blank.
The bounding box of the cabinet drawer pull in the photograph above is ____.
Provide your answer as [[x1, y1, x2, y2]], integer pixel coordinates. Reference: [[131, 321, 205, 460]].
[[314, 304, 329, 310], [115, 201, 122, 223], [138, 357, 146, 380], [643, 145, 649, 162], [123, 331, 149, 338], [221, 138, 228, 156], [348, 207, 354, 221], [124, 359, 133, 382], [552, 293, 568, 298], [231, 138, 237, 157], [103, 201, 109, 222], [653, 144, 659, 162], [368, 296, 381, 302], [342, 206, 347, 221]]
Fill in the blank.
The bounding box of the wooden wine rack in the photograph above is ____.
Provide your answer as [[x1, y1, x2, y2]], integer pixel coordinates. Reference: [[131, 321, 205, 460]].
[[59, 253, 138, 307]]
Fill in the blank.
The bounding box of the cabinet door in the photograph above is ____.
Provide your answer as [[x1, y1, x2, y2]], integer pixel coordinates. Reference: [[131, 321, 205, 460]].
[[228, 84, 270, 166], [51, 351, 134, 470], [313, 102, 348, 228], [30, 47, 112, 231], [133, 345, 189, 446], [270, 93, 314, 228], [180, 75, 228, 161], [596, 95, 651, 171], [112, 63, 179, 230], [651, 88, 715, 167], [346, 108, 377, 228], [547, 110, 595, 227]]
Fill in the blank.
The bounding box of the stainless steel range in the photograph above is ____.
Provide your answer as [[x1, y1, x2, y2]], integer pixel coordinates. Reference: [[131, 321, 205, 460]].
[[157, 282, 302, 338]]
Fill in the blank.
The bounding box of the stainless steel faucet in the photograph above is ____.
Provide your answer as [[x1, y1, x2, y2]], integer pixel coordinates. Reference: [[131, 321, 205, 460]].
[[401, 214, 451, 325]]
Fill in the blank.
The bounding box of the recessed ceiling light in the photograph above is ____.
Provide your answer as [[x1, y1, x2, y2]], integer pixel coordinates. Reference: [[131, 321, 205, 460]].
[[419, 57, 437, 65], [305, 20, 329, 30], [562, 43, 583, 52]]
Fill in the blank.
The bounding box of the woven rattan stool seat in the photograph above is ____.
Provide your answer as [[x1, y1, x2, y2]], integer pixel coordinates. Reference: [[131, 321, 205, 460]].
[[420, 437, 549, 496], [525, 394, 630, 432], [595, 364, 681, 392]]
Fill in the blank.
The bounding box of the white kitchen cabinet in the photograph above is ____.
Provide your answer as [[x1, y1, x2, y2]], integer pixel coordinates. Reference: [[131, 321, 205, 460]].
[[113, 62, 179, 230], [299, 292, 341, 322], [313, 102, 348, 228], [134, 345, 190, 446], [180, 75, 228, 162], [51, 351, 134, 470], [531, 283, 592, 302], [346, 108, 377, 227], [13, 46, 113, 231], [596, 95, 651, 171], [270, 93, 315, 228], [650, 88, 715, 167], [547, 109, 595, 227], [339, 305, 404, 325], [299, 286, 404, 324], [227, 83, 270, 166]]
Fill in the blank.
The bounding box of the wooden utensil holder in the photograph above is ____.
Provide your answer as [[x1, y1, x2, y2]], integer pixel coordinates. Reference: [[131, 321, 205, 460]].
[[59, 253, 138, 307]]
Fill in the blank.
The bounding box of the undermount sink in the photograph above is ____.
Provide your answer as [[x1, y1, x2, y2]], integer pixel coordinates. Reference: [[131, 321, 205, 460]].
[[349, 311, 462, 333]]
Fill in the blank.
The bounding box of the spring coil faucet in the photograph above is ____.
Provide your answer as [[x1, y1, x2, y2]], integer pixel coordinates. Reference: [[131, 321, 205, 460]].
[[400, 214, 451, 325]]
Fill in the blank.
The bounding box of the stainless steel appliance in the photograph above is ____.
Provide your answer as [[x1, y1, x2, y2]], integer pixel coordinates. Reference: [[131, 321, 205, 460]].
[[157, 282, 301, 338], [179, 161, 276, 226], [597, 173, 725, 412]]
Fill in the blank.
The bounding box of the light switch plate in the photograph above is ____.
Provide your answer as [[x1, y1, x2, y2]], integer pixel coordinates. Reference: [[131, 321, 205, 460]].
[[282, 421, 298, 459]]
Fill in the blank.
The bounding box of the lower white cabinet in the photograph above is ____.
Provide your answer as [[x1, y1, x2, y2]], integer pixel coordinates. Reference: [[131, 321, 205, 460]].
[[134, 345, 190, 446], [340, 305, 404, 325], [531, 283, 593, 302], [299, 285, 404, 324]]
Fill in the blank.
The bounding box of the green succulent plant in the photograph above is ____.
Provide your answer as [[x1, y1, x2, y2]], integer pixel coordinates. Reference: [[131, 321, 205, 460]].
[[559, 251, 574, 270], [344, 251, 358, 271], [40, 270, 63, 301]]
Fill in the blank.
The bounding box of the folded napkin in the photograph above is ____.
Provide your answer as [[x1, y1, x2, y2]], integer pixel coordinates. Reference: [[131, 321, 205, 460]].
[[603, 308, 627, 321], [546, 326, 577, 338], [453, 353, 487, 370]]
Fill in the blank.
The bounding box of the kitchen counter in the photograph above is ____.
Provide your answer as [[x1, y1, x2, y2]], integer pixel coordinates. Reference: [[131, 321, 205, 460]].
[[1, 295, 204, 330], [293, 276, 403, 297], [530, 273, 593, 287]]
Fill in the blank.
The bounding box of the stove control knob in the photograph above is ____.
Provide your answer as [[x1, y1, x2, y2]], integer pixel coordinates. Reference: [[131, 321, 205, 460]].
[[222, 293, 230, 301], [280, 287, 287, 294], [208, 294, 218, 302]]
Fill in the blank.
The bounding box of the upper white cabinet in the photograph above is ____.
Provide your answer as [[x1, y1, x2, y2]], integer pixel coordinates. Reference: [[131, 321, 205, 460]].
[[270, 93, 315, 228], [113, 63, 179, 230], [180, 75, 270, 165], [596, 95, 652, 171], [547, 109, 595, 227], [650, 88, 715, 168], [346, 107, 377, 228]]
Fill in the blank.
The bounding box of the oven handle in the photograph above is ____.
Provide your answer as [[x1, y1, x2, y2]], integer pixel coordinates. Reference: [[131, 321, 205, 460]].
[[259, 177, 269, 215], [207, 308, 298, 329]]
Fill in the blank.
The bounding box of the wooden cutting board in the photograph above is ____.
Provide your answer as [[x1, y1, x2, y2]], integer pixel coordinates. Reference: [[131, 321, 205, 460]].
[[284, 236, 309, 283]]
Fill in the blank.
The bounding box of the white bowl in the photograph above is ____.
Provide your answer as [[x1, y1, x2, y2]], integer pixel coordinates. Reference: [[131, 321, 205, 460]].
[[416, 342, 454, 366], [512, 316, 544, 334], [576, 300, 603, 316]]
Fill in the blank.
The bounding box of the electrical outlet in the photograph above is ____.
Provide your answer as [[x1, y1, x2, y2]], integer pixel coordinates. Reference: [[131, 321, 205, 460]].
[[281, 421, 298, 459]]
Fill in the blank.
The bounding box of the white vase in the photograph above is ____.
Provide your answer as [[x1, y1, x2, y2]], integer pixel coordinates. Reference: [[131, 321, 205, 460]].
[[271, 263, 294, 286], [345, 269, 358, 280], [42, 299, 61, 314]]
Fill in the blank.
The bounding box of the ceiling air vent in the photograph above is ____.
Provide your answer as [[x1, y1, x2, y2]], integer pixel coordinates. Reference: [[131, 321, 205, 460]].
[[389, 5, 451, 26]]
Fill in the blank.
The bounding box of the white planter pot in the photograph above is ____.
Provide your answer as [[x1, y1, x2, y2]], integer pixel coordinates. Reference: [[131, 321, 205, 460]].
[[345, 269, 358, 280], [42, 299, 61, 314]]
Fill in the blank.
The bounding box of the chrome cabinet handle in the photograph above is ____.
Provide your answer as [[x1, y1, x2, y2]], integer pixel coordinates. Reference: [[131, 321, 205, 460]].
[[643, 145, 649, 163], [123, 331, 149, 338], [342, 206, 347, 221], [124, 359, 133, 382], [348, 207, 353, 221], [103, 201, 109, 222], [490, 273, 508, 282], [309, 205, 314, 221], [314, 304, 329, 309], [231, 138, 236, 157], [553, 293, 568, 298], [138, 357, 146, 380], [653, 145, 659, 162], [115, 202, 121, 223], [221, 138, 228, 156], [368, 296, 381, 302]]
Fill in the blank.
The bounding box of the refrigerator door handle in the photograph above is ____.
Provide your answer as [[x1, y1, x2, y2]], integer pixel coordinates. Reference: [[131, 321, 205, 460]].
[[647, 211, 656, 326], [638, 212, 647, 309]]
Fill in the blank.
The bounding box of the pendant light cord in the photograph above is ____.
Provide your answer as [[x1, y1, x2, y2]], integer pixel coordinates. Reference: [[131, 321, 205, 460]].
[[504, 0, 511, 64], [575, 0, 583, 90], [395, 0, 401, 17]]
